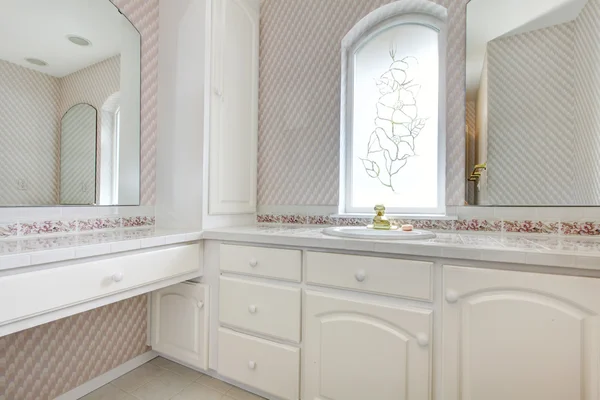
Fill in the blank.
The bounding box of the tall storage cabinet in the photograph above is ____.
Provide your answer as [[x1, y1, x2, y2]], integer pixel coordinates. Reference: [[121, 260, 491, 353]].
[[209, 0, 259, 215]]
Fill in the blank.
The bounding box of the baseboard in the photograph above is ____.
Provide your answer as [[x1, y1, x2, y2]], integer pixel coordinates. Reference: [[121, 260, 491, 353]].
[[54, 351, 158, 400]]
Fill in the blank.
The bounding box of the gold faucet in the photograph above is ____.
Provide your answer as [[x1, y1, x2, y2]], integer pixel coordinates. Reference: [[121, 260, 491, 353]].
[[372, 204, 392, 230]]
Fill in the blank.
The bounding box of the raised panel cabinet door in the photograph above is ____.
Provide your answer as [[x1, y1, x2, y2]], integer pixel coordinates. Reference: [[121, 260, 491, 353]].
[[151, 282, 210, 370], [303, 291, 432, 400], [443, 266, 600, 400], [209, 0, 259, 215]]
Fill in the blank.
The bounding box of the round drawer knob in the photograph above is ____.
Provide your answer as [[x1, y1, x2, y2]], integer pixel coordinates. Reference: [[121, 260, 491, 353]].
[[416, 333, 429, 347], [197, 301, 204, 309], [249, 259, 258, 267], [446, 290, 459, 304], [112, 272, 124, 282], [248, 361, 256, 370], [248, 305, 257, 314], [355, 270, 366, 282]]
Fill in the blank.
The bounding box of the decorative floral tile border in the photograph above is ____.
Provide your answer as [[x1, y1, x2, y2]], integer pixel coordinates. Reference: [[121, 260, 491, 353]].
[[257, 214, 600, 236], [0, 216, 155, 240]]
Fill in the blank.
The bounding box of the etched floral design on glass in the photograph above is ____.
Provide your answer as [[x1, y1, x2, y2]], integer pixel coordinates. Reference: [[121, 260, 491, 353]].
[[360, 50, 428, 192]]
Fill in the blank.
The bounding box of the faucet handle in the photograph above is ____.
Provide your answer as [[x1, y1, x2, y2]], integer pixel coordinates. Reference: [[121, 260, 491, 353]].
[[374, 204, 386, 215]]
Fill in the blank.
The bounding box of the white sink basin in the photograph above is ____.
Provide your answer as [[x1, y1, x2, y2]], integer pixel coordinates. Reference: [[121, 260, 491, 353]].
[[322, 226, 436, 240]]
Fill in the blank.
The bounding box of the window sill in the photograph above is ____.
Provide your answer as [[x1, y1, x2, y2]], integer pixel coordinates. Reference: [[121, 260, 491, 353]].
[[332, 213, 458, 221]]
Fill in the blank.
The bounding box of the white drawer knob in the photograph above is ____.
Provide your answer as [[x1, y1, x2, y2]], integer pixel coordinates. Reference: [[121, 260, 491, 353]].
[[248, 361, 256, 370], [249, 258, 258, 267], [446, 290, 459, 304], [248, 305, 257, 314], [416, 333, 429, 347], [197, 301, 204, 309], [355, 270, 366, 282], [112, 272, 124, 282]]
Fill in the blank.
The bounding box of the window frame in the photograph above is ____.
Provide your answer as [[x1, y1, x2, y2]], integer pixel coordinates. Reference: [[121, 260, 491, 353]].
[[339, 5, 448, 216]]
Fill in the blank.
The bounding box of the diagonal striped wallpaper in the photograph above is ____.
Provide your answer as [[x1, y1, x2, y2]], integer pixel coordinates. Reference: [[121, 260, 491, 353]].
[[486, 22, 576, 205], [257, 0, 467, 207]]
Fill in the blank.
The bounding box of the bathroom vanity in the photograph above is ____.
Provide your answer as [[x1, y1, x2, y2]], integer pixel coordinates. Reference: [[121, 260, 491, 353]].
[[0, 230, 204, 338], [145, 226, 600, 400]]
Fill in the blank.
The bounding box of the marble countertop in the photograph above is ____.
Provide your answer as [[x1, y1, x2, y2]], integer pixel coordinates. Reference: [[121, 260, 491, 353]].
[[5, 224, 600, 273], [0, 228, 202, 271], [203, 225, 600, 270]]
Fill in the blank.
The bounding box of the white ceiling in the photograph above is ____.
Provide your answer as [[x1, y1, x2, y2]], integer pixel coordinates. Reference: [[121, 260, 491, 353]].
[[0, 0, 137, 77], [466, 0, 588, 100]]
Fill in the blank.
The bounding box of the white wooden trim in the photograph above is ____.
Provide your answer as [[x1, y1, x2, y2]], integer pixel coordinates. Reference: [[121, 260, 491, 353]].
[[54, 351, 158, 400]]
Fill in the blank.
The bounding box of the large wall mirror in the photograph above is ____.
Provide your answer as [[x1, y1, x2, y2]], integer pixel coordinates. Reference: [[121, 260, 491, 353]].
[[465, 0, 599, 206], [0, 0, 141, 206]]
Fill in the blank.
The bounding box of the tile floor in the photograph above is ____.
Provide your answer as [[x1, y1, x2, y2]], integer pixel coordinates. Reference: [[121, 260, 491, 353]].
[[80, 357, 265, 400]]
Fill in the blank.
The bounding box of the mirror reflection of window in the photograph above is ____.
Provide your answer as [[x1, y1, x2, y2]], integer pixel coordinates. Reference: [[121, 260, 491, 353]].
[[0, 0, 141, 207], [99, 92, 121, 205], [60, 103, 97, 205]]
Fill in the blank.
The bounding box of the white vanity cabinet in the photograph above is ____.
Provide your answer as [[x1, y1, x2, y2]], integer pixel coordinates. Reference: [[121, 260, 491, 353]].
[[443, 265, 600, 400], [303, 291, 433, 400], [208, 0, 259, 215], [151, 282, 210, 370]]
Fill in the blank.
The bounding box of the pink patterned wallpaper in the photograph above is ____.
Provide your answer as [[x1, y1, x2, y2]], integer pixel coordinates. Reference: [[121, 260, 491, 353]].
[[0, 60, 61, 205], [258, 0, 467, 207], [2, 296, 148, 400], [0, 2, 159, 399]]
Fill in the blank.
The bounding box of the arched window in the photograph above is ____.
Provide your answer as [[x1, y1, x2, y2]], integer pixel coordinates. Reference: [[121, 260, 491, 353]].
[[340, 1, 447, 215]]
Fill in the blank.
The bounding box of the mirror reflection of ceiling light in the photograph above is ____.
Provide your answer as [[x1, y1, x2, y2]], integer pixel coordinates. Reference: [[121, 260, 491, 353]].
[[25, 58, 48, 66], [67, 35, 92, 47]]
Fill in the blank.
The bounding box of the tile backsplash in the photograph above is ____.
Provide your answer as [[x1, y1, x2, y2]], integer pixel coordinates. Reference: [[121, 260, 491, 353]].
[[0, 208, 155, 239], [257, 213, 600, 236]]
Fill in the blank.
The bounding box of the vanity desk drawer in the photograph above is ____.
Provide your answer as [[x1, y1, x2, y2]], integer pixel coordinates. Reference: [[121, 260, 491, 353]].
[[0, 244, 201, 325], [220, 244, 301, 282], [219, 276, 301, 342], [305, 252, 433, 301], [218, 328, 300, 400]]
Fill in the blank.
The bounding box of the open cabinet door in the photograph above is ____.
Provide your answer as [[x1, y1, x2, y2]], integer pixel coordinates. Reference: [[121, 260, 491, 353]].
[[151, 282, 210, 370]]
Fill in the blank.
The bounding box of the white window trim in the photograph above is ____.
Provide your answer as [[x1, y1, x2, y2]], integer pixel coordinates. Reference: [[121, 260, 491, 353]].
[[339, 0, 448, 216]]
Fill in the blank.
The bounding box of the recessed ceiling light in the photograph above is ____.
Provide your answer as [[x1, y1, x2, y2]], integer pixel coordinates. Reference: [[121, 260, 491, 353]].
[[67, 35, 92, 47], [25, 58, 48, 66]]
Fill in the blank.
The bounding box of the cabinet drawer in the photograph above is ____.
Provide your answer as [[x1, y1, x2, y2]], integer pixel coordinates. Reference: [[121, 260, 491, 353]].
[[306, 252, 432, 301], [220, 244, 301, 282], [219, 276, 301, 342], [0, 244, 201, 325], [218, 328, 300, 400]]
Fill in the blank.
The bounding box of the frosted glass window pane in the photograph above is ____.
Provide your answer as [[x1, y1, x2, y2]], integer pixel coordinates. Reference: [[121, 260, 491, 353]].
[[350, 24, 439, 211]]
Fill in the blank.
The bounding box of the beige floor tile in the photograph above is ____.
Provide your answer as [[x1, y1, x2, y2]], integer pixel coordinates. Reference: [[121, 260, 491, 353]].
[[158, 361, 203, 381], [111, 363, 167, 392], [150, 357, 184, 370], [129, 370, 194, 400], [170, 383, 224, 400], [226, 387, 266, 400], [196, 375, 234, 393], [79, 384, 138, 400]]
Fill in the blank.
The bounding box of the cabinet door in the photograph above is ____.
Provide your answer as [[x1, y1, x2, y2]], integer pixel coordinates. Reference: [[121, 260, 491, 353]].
[[443, 266, 600, 400], [151, 282, 209, 370], [209, 0, 259, 215], [303, 291, 432, 400]]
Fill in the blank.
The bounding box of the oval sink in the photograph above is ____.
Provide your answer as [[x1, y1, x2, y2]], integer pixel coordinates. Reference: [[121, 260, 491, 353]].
[[323, 226, 436, 240]]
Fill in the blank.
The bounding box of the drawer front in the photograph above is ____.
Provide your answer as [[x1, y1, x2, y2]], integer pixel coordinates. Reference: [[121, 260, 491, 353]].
[[0, 244, 201, 325], [220, 244, 301, 282], [306, 252, 432, 301], [218, 328, 300, 400], [219, 276, 301, 342]]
